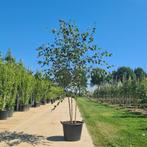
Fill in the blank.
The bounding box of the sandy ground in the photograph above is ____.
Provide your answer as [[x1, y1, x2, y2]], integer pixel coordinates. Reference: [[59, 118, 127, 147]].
[[0, 98, 94, 147]]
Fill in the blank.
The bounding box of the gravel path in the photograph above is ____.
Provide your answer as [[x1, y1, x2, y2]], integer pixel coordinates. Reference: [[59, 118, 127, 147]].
[[0, 98, 94, 147]]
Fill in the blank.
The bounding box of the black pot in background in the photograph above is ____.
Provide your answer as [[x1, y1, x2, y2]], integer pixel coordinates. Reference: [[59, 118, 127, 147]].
[[51, 99, 55, 104], [7, 109, 14, 117], [51, 99, 53, 104], [46, 99, 50, 103], [0, 110, 8, 120], [33, 102, 40, 107], [19, 105, 28, 111], [26, 105, 30, 111], [41, 99, 46, 105], [61, 121, 83, 141]]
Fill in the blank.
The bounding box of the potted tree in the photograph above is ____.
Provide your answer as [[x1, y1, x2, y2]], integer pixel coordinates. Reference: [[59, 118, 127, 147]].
[[37, 20, 111, 141], [33, 72, 44, 107], [6, 66, 17, 117], [17, 66, 34, 111], [43, 78, 51, 104], [32, 78, 41, 107], [0, 61, 15, 119], [1, 49, 17, 117]]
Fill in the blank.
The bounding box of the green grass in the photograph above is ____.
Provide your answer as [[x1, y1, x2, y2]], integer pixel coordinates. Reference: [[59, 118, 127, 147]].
[[77, 97, 147, 147]]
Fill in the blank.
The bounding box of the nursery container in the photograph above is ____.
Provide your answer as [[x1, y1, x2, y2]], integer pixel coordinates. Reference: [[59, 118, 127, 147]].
[[61, 121, 83, 141]]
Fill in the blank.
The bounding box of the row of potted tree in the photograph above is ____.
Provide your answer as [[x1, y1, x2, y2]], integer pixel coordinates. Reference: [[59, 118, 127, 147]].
[[0, 50, 64, 120], [93, 79, 147, 108]]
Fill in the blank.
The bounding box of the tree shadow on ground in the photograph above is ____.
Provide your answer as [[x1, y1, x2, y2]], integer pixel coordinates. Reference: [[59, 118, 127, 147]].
[[0, 131, 49, 146], [47, 136, 64, 142]]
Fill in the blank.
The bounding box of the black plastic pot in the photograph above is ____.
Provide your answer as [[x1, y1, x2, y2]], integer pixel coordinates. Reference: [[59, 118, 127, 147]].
[[19, 105, 28, 111], [61, 121, 83, 141], [46, 99, 50, 103], [51, 99, 55, 104], [0, 110, 8, 120], [51, 99, 53, 104], [8, 109, 14, 117], [26, 105, 30, 111], [41, 99, 46, 105], [33, 102, 40, 107]]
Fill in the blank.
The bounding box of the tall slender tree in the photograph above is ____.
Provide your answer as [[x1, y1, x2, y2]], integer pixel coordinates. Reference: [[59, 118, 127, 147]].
[[37, 20, 111, 122]]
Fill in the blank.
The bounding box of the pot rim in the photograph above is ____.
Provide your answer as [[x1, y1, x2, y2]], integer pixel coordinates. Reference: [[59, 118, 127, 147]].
[[61, 120, 84, 125]]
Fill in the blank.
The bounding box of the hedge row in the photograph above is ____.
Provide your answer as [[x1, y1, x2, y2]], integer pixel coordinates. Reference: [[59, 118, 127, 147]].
[[0, 55, 64, 111]]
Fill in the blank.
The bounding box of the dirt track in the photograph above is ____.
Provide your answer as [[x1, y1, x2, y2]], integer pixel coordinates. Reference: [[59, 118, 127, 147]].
[[0, 98, 94, 147]]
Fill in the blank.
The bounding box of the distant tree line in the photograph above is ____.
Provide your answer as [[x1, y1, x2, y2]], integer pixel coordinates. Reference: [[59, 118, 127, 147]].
[[91, 66, 147, 108]]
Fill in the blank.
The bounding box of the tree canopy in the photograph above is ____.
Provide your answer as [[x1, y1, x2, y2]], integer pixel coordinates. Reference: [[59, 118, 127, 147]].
[[37, 20, 111, 94]]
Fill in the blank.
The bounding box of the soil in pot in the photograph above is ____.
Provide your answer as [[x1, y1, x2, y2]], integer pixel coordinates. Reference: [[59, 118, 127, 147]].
[[61, 121, 84, 141], [0, 110, 8, 120]]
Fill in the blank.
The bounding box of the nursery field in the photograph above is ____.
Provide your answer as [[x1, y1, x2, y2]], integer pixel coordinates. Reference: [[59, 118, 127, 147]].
[[77, 97, 147, 147]]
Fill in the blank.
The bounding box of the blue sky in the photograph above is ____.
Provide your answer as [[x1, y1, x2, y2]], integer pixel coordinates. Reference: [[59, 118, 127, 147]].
[[0, 0, 147, 72]]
